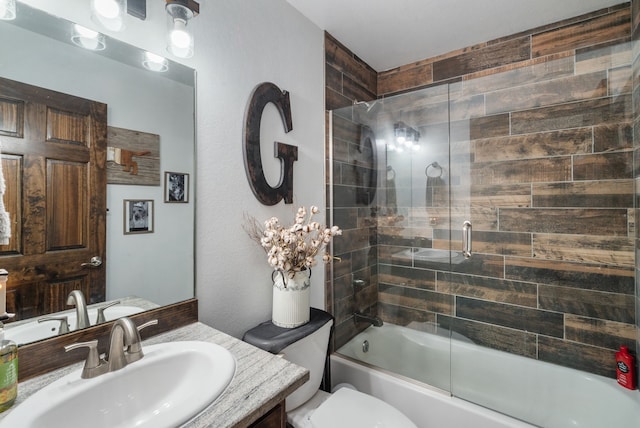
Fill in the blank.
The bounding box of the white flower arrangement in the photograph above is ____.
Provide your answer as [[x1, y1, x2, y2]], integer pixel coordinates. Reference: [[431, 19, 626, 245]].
[[244, 206, 342, 277]]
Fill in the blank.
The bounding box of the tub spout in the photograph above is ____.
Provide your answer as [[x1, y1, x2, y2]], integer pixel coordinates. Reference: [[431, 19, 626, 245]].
[[354, 312, 383, 327]]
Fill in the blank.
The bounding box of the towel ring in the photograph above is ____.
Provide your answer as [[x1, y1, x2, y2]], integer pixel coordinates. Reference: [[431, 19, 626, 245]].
[[386, 165, 396, 180], [425, 162, 443, 178]]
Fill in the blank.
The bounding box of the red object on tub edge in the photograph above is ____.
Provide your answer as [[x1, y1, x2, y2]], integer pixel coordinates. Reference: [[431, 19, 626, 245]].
[[615, 346, 636, 390]]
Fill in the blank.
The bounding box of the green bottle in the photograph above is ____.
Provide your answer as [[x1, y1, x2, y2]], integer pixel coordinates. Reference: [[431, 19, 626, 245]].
[[0, 322, 17, 412]]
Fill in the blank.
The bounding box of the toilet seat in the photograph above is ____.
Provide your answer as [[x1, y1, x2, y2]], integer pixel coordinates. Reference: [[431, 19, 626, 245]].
[[308, 387, 417, 428]]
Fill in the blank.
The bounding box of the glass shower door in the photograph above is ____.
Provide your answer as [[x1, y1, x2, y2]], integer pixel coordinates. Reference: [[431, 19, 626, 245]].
[[446, 44, 635, 427], [330, 83, 455, 394], [330, 40, 635, 427]]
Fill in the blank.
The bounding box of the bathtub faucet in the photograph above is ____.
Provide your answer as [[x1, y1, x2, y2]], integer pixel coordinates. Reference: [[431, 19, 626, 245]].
[[354, 311, 383, 327]]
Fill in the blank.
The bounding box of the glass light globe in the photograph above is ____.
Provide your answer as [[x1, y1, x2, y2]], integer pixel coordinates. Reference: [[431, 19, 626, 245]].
[[94, 0, 120, 19], [0, 0, 16, 21]]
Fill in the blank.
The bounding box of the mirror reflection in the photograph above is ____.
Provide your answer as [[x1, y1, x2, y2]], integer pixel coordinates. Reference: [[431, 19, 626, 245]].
[[0, 2, 195, 344]]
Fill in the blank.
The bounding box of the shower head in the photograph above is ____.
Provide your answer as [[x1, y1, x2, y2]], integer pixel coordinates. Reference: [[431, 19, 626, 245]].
[[354, 99, 382, 113]]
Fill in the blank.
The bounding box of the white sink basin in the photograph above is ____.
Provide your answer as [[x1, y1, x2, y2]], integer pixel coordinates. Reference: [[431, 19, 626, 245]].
[[5, 305, 144, 345], [0, 341, 235, 428]]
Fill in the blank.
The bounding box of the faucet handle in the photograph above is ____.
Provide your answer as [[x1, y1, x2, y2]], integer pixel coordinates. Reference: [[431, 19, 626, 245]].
[[95, 300, 121, 324], [137, 319, 159, 333], [38, 315, 70, 334], [64, 340, 106, 379], [127, 319, 158, 363]]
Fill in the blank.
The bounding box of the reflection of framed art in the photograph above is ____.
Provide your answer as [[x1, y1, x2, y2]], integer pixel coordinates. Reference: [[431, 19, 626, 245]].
[[124, 199, 154, 234], [164, 171, 189, 203]]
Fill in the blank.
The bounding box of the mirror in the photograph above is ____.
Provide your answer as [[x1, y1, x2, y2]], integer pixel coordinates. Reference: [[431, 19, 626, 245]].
[[0, 2, 195, 344]]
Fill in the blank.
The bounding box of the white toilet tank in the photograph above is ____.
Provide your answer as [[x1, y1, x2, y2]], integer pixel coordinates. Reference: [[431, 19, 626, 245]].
[[242, 308, 334, 411], [279, 319, 333, 410]]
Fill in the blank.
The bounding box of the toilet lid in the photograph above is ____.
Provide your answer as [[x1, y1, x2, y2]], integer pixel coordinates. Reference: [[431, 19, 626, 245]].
[[309, 388, 417, 428]]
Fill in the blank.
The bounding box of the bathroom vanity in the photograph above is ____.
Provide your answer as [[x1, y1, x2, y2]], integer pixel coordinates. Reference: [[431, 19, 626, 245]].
[[0, 321, 309, 427]]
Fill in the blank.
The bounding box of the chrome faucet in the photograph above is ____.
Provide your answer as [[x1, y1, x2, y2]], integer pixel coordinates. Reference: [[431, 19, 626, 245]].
[[37, 315, 70, 335], [354, 311, 383, 327], [67, 290, 90, 329], [107, 317, 140, 371], [64, 317, 158, 379], [108, 317, 158, 371]]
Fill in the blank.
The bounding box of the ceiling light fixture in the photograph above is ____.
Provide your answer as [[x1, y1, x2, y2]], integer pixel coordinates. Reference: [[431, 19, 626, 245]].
[[165, 0, 199, 58], [0, 0, 16, 21], [91, 0, 126, 32], [71, 24, 106, 51]]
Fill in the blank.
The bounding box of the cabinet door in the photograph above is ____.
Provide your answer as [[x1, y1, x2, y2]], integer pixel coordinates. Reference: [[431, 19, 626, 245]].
[[249, 400, 286, 428]]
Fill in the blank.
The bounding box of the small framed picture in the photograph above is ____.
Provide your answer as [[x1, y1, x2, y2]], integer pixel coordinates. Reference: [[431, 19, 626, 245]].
[[164, 171, 189, 203], [124, 199, 154, 234]]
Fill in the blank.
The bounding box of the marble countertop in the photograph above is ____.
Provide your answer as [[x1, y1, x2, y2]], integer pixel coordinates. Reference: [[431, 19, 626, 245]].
[[0, 322, 309, 427]]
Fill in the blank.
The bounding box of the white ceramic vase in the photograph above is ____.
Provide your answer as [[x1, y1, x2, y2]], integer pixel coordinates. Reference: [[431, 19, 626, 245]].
[[272, 269, 310, 328]]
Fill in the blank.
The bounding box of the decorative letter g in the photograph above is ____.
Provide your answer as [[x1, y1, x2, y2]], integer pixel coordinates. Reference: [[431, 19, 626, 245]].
[[243, 82, 298, 205]]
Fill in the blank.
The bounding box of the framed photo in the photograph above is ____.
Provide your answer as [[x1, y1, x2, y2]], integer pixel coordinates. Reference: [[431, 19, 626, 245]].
[[124, 199, 154, 234], [164, 171, 189, 203]]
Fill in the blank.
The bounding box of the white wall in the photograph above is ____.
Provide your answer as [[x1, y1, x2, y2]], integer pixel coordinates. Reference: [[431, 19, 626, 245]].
[[192, 1, 325, 338], [21, 0, 326, 338]]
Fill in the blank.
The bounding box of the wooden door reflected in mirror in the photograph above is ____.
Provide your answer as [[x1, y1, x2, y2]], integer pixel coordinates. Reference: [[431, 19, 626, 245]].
[[0, 77, 107, 320]]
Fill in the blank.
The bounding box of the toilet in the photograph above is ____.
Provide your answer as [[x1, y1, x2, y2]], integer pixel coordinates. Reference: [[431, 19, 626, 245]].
[[243, 308, 417, 428]]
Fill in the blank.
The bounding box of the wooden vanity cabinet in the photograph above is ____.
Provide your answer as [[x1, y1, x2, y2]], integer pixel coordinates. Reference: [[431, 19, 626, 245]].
[[248, 400, 286, 428]]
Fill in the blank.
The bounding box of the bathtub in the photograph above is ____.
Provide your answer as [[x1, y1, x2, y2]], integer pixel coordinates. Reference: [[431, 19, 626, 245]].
[[332, 323, 640, 428]]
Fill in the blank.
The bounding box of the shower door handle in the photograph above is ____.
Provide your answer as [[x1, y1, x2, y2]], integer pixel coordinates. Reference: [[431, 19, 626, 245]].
[[462, 221, 472, 259]]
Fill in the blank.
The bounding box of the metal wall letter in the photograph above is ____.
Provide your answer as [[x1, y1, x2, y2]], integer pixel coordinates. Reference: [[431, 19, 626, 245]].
[[243, 82, 298, 205]]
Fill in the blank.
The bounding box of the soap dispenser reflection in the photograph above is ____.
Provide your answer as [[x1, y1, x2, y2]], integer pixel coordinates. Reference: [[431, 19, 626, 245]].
[[0, 270, 17, 412]]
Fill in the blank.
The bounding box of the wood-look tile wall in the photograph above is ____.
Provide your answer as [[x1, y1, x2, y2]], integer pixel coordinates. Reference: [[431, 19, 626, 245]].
[[325, 33, 377, 111], [632, 0, 640, 380], [378, 4, 631, 97], [324, 32, 380, 349], [326, 3, 639, 379]]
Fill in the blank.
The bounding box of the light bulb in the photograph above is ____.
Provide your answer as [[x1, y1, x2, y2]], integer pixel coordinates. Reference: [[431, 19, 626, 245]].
[[91, 0, 125, 31], [170, 19, 191, 49], [71, 24, 106, 51], [94, 0, 120, 19], [143, 52, 169, 72], [79, 26, 99, 39]]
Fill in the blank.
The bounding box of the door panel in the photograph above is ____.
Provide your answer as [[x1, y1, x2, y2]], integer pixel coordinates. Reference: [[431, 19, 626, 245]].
[[46, 107, 88, 145], [0, 97, 24, 138], [1, 154, 21, 255], [0, 77, 106, 321], [47, 160, 87, 250]]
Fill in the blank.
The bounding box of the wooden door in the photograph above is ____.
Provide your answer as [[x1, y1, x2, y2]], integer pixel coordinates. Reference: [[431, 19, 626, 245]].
[[0, 77, 107, 321]]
